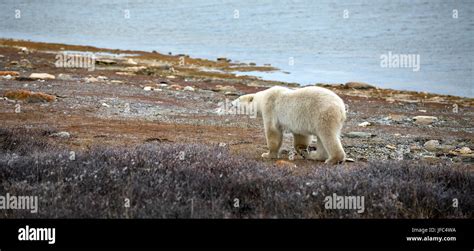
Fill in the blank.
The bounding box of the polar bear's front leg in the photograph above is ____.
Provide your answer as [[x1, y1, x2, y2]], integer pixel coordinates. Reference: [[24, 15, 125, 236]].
[[262, 127, 282, 159], [308, 136, 329, 161]]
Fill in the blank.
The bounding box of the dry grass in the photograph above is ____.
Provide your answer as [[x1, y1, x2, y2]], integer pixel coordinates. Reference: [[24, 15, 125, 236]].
[[4, 90, 56, 103], [0, 127, 472, 218]]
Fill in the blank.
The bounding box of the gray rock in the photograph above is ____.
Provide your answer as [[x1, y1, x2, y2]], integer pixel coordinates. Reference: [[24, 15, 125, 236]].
[[50, 131, 71, 138], [413, 116, 438, 125], [344, 132, 376, 138], [29, 73, 55, 80], [95, 59, 116, 65], [344, 82, 376, 89], [424, 140, 439, 152], [57, 73, 74, 81], [459, 147, 472, 155], [184, 86, 195, 91]]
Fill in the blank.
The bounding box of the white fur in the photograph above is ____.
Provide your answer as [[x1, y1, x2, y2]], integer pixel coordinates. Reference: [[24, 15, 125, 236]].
[[236, 86, 346, 164]]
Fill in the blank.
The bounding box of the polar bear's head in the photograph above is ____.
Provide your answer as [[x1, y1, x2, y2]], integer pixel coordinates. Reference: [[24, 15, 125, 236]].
[[231, 93, 260, 118]]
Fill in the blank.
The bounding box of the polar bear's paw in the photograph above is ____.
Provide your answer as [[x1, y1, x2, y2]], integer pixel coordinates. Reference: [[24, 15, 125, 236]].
[[261, 152, 278, 159], [325, 157, 345, 165], [307, 150, 327, 161]]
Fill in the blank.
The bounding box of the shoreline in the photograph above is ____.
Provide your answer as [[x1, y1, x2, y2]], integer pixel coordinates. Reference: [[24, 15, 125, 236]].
[[1, 38, 473, 101]]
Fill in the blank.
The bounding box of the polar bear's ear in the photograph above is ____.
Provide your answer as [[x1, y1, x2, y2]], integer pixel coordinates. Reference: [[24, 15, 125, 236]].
[[240, 94, 255, 103]]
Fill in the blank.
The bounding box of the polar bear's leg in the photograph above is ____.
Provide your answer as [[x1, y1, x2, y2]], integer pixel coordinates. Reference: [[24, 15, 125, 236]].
[[308, 136, 328, 161], [318, 129, 345, 165], [262, 127, 282, 159], [293, 133, 310, 155]]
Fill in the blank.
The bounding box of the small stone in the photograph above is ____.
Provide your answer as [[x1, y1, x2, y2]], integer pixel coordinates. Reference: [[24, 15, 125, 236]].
[[143, 86, 153, 91], [19, 47, 29, 54], [57, 73, 74, 81], [84, 77, 98, 83], [20, 59, 32, 68], [166, 75, 176, 79], [358, 121, 371, 127], [29, 73, 55, 80], [50, 131, 70, 138], [424, 140, 439, 152], [344, 132, 375, 138], [95, 59, 116, 65], [386, 145, 397, 150], [125, 66, 147, 72], [213, 85, 237, 93], [126, 58, 138, 65], [184, 86, 195, 91], [102, 103, 110, 108], [459, 147, 472, 155], [218, 142, 227, 147], [217, 57, 231, 63], [116, 72, 135, 76], [413, 116, 438, 125], [170, 84, 182, 90], [110, 80, 124, 84], [224, 91, 239, 96], [97, 76, 108, 81]]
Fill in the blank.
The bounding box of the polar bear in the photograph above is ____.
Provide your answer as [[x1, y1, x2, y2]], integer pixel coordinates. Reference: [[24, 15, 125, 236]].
[[234, 86, 346, 164]]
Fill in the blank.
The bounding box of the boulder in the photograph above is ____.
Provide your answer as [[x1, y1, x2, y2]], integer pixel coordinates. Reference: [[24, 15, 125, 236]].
[[459, 147, 472, 155], [413, 116, 438, 125], [344, 82, 376, 89], [29, 73, 55, 80], [423, 140, 439, 152]]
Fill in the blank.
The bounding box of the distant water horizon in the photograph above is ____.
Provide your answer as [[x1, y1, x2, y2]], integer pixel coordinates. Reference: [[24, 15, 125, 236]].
[[1, 0, 473, 97]]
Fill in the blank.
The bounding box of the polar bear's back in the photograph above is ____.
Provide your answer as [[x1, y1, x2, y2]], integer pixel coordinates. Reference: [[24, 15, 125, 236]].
[[274, 86, 346, 134]]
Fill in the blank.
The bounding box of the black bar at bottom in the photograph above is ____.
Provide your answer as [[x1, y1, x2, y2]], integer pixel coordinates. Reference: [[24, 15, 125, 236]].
[[0, 219, 471, 250]]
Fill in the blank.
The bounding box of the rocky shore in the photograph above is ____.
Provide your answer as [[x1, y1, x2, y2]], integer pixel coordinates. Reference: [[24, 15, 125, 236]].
[[1, 39, 473, 218], [1, 39, 472, 166]]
